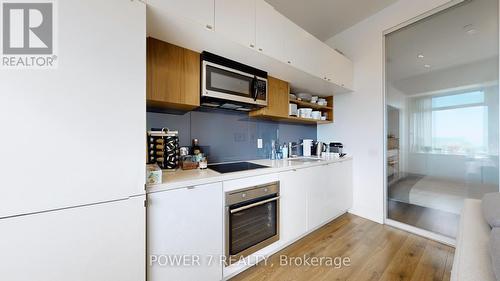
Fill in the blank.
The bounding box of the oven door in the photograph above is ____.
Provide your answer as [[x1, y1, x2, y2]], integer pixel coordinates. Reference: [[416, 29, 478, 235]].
[[226, 193, 279, 263], [202, 61, 267, 106]]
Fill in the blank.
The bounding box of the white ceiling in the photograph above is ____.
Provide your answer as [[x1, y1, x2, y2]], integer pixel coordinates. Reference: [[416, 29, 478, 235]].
[[265, 0, 399, 41], [386, 0, 499, 86]]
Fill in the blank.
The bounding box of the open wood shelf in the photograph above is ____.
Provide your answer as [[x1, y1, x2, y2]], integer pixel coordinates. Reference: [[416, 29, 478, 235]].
[[249, 77, 334, 125], [289, 99, 332, 110], [286, 116, 333, 124]]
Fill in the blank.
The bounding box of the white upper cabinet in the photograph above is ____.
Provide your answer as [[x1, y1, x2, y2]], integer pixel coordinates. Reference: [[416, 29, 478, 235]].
[[215, 0, 256, 48], [282, 18, 314, 70], [147, 0, 353, 92], [149, 0, 215, 30], [255, 0, 286, 61]]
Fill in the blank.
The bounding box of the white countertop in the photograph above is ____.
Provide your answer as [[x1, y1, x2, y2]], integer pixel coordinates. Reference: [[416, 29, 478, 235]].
[[146, 155, 353, 193]]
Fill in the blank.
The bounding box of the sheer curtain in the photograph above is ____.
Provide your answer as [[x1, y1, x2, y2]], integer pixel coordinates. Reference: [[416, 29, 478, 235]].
[[408, 96, 432, 152]]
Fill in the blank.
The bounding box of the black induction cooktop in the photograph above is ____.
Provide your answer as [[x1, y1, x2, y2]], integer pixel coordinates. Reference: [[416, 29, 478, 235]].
[[208, 162, 269, 174]]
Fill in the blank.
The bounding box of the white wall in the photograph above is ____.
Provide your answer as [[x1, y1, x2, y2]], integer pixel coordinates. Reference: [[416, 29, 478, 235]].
[[317, 0, 453, 223]]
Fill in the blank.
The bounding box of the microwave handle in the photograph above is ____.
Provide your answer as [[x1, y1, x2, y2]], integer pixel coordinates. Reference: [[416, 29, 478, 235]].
[[251, 76, 258, 101]]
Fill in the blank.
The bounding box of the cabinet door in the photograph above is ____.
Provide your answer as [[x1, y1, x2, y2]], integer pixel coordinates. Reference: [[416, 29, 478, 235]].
[[148, 183, 223, 281], [148, 0, 215, 30], [249, 76, 289, 118], [255, 0, 286, 61], [307, 164, 334, 230], [0, 0, 146, 219], [215, 0, 256, 49], [333, 160, 353, 212], [0, 197, 146, 281], [147, 38, 200, 110], [282, 18, 313, 70], [279, 169, 308, 245], [331, 53, 354, 89]]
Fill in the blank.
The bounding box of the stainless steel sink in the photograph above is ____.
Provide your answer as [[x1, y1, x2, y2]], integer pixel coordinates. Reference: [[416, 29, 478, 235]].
[[287, 157, 324, 163]]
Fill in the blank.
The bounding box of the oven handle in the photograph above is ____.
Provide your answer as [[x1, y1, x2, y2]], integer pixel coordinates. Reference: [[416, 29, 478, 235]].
[[229, 196, 280, 214]]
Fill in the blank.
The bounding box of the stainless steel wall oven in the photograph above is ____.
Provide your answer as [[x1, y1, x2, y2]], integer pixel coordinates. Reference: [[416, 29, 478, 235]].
[[225, 182, 280, 264]]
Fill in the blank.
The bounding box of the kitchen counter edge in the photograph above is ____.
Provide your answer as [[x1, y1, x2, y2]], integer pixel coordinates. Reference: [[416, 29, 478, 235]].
[[146, 156, 353, 194]]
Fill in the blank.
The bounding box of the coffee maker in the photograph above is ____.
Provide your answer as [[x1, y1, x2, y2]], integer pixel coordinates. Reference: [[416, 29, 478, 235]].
[[329, 142, 344, 154]]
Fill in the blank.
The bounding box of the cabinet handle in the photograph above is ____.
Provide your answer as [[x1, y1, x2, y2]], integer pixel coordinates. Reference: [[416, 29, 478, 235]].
[[287, 61, 292, 64], [206, 24, 213, 30], [186, 186, 195, 190], [258, 48, 263, 52], [230, 196, 280, 213], [250, 43, 255, 48]]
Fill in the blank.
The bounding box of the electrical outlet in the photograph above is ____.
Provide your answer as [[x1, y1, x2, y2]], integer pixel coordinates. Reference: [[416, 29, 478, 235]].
[[257, 138, 263, 149]]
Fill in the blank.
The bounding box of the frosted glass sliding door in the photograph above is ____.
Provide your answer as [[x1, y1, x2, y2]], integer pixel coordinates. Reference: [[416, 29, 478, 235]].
[[385, 0, 499, 238]]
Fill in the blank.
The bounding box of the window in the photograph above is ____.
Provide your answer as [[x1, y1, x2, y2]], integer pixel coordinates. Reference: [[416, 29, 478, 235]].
[[410, 90, 489, 154]]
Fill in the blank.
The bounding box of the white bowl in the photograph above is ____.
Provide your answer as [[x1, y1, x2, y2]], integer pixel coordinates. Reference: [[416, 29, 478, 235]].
[[311, 111, 322, 120], [297, 93, 312, 102]]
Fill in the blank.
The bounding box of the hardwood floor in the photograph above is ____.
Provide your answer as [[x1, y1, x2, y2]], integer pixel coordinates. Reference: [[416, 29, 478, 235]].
[[387, 199, 459, 238], [231, 214, 454, 281]]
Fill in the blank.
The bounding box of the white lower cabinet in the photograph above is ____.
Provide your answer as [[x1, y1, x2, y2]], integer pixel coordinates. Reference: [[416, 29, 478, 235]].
[[0, 196, 146, 281], [307, 164, 334, 230], [148, 182, 223, 281], [279, 169, 308, 245], [330, 160, 353, 213], [280, 160, 354, 241]]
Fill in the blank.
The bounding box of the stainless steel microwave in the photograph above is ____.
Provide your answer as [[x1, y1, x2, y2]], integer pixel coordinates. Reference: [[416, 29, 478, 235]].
[[201, 51, 267, 111]]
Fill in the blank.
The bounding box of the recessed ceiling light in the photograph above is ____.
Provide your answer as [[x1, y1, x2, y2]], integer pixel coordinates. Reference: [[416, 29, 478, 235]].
[[417, 54, 424, 59], [424, 64, 431, 68]]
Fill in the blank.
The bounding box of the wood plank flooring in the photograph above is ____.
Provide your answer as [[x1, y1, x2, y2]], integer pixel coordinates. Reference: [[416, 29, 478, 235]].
[[387, 200, 459, 238], [231, 214, 454, 281]]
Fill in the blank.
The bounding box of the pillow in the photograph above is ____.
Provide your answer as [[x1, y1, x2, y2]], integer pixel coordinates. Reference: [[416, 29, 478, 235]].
[[490, 228, 500, 280], [482, 192, 500, 228]]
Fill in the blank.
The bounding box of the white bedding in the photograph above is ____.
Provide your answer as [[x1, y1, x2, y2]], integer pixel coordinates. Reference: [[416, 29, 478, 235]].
[[409, 176, 496, 214]]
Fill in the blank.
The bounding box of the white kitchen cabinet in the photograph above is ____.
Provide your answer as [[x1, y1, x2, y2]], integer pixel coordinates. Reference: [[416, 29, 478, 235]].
[[279, 169, 308, 245], [333, 53, 354, 89], [307, 164, 333, 230], [282, 18, 315, 71], [215, 0, 256, 49], [0, 0, 146, 219], [255, 0, 287, 61], [0, 196, 146, 281], [307, 161, 353, 231], [148, 0, 215, 30], [330, 160, 353, 213], [148, 182, 223, 281]]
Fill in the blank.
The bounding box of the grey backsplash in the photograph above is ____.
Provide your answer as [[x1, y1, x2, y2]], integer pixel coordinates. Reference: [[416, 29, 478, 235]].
[[147, 108, 317, 163]]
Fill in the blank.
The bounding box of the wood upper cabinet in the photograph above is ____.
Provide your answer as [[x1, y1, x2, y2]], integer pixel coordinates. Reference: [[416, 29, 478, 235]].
[[147, 37, 200, 111], [249, 76, 289, 118]]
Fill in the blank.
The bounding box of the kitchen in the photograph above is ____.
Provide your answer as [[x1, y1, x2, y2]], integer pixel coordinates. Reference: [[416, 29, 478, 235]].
[[1, 0, 499, 281], [145, 6, 354, 277]]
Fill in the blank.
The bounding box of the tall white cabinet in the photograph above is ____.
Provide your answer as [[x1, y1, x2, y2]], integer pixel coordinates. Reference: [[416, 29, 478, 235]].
[[0, 0, 147, 280], [0, 196, 146, 281]]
